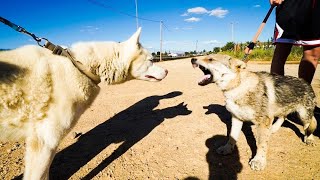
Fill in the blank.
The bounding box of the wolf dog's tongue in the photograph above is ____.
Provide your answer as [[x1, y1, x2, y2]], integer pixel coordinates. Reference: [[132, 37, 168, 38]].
[[198, 74, 212, 86]]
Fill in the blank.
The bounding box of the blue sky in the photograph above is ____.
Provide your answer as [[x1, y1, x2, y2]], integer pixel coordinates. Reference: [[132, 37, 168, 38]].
[[0, 0, 275, 52]]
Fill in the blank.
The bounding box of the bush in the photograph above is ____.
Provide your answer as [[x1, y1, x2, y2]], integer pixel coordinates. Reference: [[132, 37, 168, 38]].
[[220, 46, 303, 62]]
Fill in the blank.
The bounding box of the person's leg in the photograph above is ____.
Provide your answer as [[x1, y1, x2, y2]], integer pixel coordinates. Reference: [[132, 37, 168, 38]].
[[270, 43, 293, 75], [299, 46, 320, 84]]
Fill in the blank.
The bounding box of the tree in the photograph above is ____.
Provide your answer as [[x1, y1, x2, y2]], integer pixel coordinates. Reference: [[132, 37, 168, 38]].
[[213, 47, 220, 53], [221, 42, 235, 51]]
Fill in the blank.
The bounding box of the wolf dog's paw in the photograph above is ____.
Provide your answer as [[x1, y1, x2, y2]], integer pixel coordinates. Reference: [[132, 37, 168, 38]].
[[249, 156, 266, 171], [304, 135, 316, 146], [216, 144, 233, 155]]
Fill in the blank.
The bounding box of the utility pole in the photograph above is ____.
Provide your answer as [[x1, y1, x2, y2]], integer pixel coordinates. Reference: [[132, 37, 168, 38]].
[[160, 20, 163, 61], [231, 22, 236, 52], [135, 0, 139, 29], [195, 40, 198, 54], [231, 22, 234, 42]]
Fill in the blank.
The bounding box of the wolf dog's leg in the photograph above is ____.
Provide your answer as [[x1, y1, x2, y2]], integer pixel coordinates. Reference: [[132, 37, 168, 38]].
[[303, 116, 317, 146], [24, 133, 57, 180], [271, 117, 285, 133], [217, 117, 243, 155], [296, 107, 317, 146], [249, 123, 271, 171]]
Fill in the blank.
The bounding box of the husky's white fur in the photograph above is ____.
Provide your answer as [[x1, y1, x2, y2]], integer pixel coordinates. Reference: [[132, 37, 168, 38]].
[[0, 28, 167, 180]]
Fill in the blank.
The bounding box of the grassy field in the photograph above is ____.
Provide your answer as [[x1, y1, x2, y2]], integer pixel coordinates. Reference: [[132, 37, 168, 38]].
[[221, 46, 303, 62]]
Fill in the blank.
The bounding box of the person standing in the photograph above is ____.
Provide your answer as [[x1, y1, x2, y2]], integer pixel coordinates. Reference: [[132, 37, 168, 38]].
[[270, 0, 320, 84]]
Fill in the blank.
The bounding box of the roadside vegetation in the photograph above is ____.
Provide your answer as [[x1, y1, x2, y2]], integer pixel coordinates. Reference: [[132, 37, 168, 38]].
[[216, 41, 303, 62], [152, 40, 304, 62]]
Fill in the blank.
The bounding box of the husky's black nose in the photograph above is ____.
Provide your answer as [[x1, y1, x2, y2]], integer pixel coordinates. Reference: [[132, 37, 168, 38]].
[[191, 58, 197, 64]]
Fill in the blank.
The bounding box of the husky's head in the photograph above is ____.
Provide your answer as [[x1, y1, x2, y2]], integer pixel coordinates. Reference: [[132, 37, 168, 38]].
[[191, 54, 246, 89], [70, 28, 167, 84], [122, 28, 168, 82]]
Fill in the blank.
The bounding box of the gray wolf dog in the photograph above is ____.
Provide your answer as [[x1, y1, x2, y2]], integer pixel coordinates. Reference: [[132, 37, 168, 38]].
[[0, 28, 167, 179], [191, 54, 317, 170]]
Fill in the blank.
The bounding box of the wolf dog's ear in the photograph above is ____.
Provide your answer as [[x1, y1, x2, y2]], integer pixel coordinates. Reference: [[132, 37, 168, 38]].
[[127, 27, 142, 45], [229, 58, 246, 71]]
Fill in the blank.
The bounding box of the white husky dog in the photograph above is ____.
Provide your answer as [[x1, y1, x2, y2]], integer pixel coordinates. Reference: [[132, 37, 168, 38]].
[[0, 28, 167, 180]]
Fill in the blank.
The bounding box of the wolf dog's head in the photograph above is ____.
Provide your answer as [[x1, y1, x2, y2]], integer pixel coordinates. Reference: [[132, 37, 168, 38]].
[[70, 28, 168, 84], [191, 54, 246, 89]]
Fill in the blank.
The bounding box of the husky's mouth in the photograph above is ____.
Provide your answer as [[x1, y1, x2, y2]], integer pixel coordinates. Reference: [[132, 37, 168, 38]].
[[191, 60, 213, 86]]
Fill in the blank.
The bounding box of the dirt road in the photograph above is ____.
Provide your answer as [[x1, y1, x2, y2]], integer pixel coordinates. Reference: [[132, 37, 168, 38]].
[[1, 57, 320, 179]]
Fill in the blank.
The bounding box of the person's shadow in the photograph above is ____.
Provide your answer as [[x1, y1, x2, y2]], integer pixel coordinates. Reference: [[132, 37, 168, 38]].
[[49, 91, 192, 180]]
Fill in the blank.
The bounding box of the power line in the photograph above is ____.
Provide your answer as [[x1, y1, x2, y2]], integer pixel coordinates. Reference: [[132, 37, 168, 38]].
[[162, 23, 171, 32], [87, 0, 160, 23]]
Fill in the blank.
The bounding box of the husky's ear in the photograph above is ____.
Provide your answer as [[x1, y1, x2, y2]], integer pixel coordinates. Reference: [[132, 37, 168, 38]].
[[127, 27, 141, 45], [229, 58, 246, 71]]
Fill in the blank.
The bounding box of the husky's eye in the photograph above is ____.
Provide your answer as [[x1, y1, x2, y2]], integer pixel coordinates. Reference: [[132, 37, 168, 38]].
[[208, 58, 213, 61]]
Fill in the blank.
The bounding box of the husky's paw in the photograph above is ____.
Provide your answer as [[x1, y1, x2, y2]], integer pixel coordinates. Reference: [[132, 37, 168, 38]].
[[304, 135, 316, 146], [249, 156, 266, 171], [216, 144, 233, 155]]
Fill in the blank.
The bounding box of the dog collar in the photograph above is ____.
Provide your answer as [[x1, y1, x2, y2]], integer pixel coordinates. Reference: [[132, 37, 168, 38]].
[[44, 41, 101, 85]]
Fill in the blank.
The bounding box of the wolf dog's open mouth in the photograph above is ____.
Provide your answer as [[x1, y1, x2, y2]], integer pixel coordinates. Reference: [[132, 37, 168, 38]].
[[145, 75, 163, 81], [192, 63, 213, 86]]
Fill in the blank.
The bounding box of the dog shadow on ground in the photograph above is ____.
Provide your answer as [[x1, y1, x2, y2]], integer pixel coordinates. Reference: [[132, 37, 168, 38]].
[[48, 91, 191, 180], [314, 110, 320, 137], [205, 135, 242, 180], [203, 104, 257, 159]]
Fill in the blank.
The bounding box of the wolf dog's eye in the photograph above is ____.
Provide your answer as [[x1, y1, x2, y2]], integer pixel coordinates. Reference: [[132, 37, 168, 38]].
[[208, 58, 213, 61]]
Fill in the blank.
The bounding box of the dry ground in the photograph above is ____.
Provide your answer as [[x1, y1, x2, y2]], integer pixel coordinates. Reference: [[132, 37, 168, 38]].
[[1, 57, 320, 180]]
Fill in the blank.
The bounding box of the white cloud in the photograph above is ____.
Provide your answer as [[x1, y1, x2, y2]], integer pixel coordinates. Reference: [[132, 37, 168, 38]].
[[182, 27, 193, 30], [187, 7, 208, 14], [203, 40, 220, 44], [184, 17, 201, 22], [209, 7, 229, 18], [254, 4, 261, 8], [163, 41, 178, 45], [80, 25, 100, 33], [181, 13, 189, 16], [174, 27, 193, 30], [182, 7, 229, 21]]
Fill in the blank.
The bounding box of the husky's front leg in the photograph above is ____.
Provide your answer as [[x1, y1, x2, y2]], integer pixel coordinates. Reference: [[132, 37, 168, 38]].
[[24, 132, 58, 180], [249, 123, 271, 171], [217, 116, 243, 155]]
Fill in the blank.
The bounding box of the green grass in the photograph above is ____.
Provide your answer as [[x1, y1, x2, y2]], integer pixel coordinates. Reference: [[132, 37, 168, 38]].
[[220, 46, 303, 62]]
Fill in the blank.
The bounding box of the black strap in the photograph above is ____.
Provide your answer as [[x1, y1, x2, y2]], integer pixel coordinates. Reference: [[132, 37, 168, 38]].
[[0, 16, 43, 45], [1, 16, 101, 84]]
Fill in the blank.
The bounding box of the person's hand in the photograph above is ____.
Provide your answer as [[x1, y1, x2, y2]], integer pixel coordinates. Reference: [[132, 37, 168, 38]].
[[269, 0, 284, 5]]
